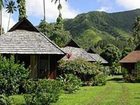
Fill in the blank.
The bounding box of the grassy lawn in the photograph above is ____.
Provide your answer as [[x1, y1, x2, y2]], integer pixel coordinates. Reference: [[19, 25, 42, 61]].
[[10, 76, 140, 105], [52, 76, 140, 105]]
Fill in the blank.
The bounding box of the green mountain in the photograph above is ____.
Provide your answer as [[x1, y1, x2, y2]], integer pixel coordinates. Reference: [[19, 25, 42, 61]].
[[63, 9, 140, 49]]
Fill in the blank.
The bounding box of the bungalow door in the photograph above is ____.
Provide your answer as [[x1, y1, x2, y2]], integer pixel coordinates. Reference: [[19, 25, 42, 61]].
[[37, 55, 50, 78]]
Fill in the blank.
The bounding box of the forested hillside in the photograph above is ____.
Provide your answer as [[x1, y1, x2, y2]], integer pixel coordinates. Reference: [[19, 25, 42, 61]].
[[63, 9, 140, 50]]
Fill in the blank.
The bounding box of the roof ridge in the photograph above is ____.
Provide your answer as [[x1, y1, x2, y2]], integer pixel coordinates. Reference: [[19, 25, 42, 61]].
[[39, 31, 66, 54]]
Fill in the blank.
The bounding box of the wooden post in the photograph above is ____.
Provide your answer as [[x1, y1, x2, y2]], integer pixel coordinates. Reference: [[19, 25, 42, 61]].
[[30, 55, 37, 78]]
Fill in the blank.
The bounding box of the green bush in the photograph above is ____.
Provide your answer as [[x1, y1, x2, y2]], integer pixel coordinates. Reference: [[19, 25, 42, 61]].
[[0, 56, 29, 95], [110, 63, 122, 75], [0, 95, 13, 105], [24, 93, 51, 105], [23, 79, 37, 94], [93, 72, 107, 86], [58, 59, 107, 86], [122, 67, 136, 82], [58, 59, 99, 81], [24, 79, 62, 105], [38, 79, 62, 102], [59, 74, 81, 93]]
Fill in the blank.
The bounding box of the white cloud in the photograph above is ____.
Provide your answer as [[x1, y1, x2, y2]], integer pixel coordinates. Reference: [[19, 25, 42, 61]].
[[116, 0, 140, 9], [26, 0, 78, 22], [96, 0, 113, 12], [97, 7, 110, 12], [2, 9, 16, 32]]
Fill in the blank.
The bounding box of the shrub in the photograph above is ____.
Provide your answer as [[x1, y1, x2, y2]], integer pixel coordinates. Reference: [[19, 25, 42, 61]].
[[24, 93, 52, 105], [58, 59, 107, 86], [38, 79, 62, 102], [122, 67, 136, 82], [110, 63, 122, 75], [24, 79, 62, 105], [0, 55, 29, 95], [23, 79, 37, 94], [0, 95, 13, 105], [59, 74, 81, 93], [58, 59, 99, 82], [93, 72, 107, 86]]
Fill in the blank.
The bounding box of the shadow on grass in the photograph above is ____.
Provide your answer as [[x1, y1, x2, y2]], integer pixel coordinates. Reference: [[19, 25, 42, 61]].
[[107, 75, 124, 83], [135, 97, 140, 99]]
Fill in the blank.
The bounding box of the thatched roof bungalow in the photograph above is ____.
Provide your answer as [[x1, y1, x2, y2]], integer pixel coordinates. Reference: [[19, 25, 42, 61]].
[[120, 45, 140, 74], [0, 18, 65, 79], [61, 39, 95, 62]]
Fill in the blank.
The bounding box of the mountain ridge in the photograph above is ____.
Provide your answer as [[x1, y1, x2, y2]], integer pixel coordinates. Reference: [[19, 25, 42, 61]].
[[63, 9, 140, 49]]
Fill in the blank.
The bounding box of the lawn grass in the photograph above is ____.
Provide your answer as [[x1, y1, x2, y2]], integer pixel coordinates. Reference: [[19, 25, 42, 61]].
[[10, 76, 140, 105], [53, 76, 140, 105], [9, 95, 25, 105]]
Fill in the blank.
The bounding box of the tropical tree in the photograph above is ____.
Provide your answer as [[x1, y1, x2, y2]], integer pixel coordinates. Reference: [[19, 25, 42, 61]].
[[121, 47, 132, 59], [0, 0, 8, 10], [6, 0, 16, 31], [51, 0, 67, 30], [51, 0, 67, 4], [17, 0, 26, 20], [133, 16, 140, 45], [0, 0, 9, 34], [38, 19, 54, 36], [100, 44, 122, 66]]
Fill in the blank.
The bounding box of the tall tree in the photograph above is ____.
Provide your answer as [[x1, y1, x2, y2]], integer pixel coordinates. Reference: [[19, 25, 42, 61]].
[[52, 0, 67, 30], [6, 0, 16, 31], [133, 16, 140, 45], [51, 0, 67, 4], [100, 44, 122, 66], [17, 0, 26, 21], [43, 0, 46, 21], [0, 0, 8, 34]]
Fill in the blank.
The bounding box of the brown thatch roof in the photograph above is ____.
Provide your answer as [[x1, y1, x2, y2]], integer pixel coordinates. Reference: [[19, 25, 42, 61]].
[[0, 18, 65, 55], [120, 51, 140, 63], [61, 46, 95, 62], [88, 53, 108, 64]]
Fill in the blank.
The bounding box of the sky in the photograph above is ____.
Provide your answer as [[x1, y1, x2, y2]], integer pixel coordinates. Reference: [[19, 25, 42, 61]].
[[2, 0, 140, 32]]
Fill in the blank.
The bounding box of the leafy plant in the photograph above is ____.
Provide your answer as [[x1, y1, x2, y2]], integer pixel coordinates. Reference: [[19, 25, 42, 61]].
[[93, 72, 107, 86], [0, 95, 13, 105], [58, 59, 107, 86], [24, 79, 62, 105], [0, 55, 29, 95], [59, 74, 81, 93]]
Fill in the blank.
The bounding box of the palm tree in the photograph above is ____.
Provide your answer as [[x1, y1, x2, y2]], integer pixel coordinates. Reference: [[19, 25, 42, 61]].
[[17, 0, 26, 21], [0, 0, 9, 34], [43, 0, 46, 21], [6, 0, 16, 31], [51, 0, 67, 4]]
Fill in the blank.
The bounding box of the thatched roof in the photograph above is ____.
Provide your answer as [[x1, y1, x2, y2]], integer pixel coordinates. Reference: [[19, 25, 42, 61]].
[[88, 53, 108, 64], [120, 51, 140, 63], [61, 46, 95, 61], [87, 48, 108, 64], [0, 18, 65, 55]]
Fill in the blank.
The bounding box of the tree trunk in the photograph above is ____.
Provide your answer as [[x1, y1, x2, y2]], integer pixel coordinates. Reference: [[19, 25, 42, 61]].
[[7, 13, 11, 31], [0, 9, 2, 35]]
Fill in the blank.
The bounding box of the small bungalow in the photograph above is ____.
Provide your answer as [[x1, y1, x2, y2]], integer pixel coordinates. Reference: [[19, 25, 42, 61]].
[[119, 45, 140, 73], [87, 48, 108, 64], [61, 39, 95, 62], [0, 18, 65, 79]]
